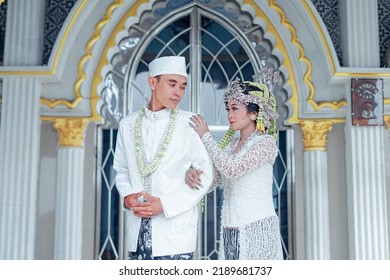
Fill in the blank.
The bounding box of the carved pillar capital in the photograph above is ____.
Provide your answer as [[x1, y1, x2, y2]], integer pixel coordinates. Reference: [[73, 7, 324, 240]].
[[300, 120, 333, 151], [53, 118, 88, 147]]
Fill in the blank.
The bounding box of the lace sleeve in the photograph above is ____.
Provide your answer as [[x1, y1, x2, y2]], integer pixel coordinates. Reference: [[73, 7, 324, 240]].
[[208, 165, 222, 193], [201, 132, 277, 179]]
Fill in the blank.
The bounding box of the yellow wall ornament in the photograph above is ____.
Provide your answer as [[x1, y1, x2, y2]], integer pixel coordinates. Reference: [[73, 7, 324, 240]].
[[385, 116, 390, 129], [300, 120, 333, 151], [53, 118, 88, 147]]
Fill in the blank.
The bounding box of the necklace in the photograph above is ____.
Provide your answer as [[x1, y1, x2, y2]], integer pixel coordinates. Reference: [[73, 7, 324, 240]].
[[135, 107, 177, 178]]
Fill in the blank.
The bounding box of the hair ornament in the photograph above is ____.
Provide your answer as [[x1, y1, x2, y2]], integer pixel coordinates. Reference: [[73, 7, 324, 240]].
[[220, 67, 280, 142], [252, 67, 280, 92], [256, 110, 265, 133]]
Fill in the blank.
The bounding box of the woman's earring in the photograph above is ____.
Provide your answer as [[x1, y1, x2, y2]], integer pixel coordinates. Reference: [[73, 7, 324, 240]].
[[250, 115, 257, 121]]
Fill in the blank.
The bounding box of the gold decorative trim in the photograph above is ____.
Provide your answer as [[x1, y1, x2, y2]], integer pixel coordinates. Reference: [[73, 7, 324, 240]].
[[1, 0, 388, 124], [288, 0, 345, 111], [300, 120, 333, 151], [0, 0, 5, 5], [385, 116, 390, 129], [74, 0, 123, 120], [53, 118, 88, 147], [302, 0, 390, 81], [0, 0, 88, 109], [0, 0, 87, 78], [40, 96, 82, 109], [40, 0, 88, 110], [50, 0, 88, 76], [301, 0, 336, 73], [244, 0, 299, 122], [89, 0, 148, 123]]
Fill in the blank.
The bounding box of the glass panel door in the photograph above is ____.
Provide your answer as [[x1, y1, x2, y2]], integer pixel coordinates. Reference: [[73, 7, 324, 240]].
[[97, 1, 291, 260]]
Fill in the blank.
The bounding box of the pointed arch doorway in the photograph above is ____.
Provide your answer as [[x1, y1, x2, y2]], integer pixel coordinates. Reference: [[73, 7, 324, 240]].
[[96, 1, 291, 260]]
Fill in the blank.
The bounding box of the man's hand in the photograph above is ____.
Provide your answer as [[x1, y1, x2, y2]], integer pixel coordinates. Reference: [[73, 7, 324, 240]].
[[123, 192, 150, 209], [130, 192, 163, 218], [124, 192, 150, 209]]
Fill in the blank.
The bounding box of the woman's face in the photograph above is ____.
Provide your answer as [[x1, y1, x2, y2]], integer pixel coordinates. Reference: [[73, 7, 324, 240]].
[[226, 99, 256, 131]]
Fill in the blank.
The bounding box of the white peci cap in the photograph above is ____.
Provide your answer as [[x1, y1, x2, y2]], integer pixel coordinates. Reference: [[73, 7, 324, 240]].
[[148, 56, 188, 78]]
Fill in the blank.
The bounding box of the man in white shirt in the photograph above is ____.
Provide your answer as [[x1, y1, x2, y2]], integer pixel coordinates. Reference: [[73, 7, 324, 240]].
[[113, 56, 213, 260]]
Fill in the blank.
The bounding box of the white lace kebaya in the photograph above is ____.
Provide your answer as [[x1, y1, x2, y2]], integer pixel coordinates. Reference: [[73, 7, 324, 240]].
[[202, 130, 284, 260]]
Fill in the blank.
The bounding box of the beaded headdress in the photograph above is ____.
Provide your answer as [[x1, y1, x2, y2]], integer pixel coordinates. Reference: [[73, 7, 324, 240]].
[[219, 67, 279, 149]]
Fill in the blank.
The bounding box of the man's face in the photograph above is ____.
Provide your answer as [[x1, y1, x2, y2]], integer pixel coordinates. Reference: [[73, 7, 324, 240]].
[[149, 74, 187, 110]]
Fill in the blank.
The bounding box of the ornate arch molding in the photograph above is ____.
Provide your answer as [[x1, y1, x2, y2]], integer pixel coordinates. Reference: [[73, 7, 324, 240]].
[[29, 0, 357, 124], [89, 0, 306, 127], [268, 0, 346, 122], [1, 0, 337, 124], [2, 1, 387, 122]]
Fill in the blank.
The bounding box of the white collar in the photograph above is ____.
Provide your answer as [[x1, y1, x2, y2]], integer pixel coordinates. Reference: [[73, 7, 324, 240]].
[[143, 106, 172, 120]]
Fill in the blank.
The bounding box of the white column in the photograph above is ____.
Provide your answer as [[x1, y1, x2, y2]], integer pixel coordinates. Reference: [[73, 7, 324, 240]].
[[340, 0, 380, 67], [0, 79, 41, 259], [300, 121, 333, 259], [340, 0, 389, 259], [0, 0, 45, 259], [346, 126, 388, 259], [53, 119, 87, 259], [4, 0, 45, 65]]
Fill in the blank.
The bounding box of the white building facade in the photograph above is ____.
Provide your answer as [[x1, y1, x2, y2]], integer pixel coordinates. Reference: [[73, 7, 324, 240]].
[[0, 0, 389, 260]]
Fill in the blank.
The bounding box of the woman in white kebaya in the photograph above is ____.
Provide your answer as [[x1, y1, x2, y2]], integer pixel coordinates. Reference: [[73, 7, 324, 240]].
[[187, 69, 283, 260]]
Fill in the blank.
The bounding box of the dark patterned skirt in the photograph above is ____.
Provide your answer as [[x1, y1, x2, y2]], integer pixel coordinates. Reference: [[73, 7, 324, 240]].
[[223, 227, 240, 260], [129, 218, 193, 260]]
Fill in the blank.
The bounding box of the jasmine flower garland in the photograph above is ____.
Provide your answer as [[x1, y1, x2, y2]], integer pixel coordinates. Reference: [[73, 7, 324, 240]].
[[135, 107, 177, 178], [218, 127, 235, 150]]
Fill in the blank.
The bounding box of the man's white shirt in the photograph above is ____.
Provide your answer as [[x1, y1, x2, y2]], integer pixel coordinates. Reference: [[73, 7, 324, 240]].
[[114, 107, 213, 257]]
